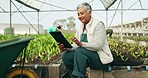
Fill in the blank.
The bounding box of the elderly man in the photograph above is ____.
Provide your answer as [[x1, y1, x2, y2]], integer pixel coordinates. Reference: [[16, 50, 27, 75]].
[[58, 2, 113, 78]]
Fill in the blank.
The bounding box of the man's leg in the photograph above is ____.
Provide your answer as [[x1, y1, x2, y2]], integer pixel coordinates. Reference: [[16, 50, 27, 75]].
[[72, 47, 108, 78], [61, 51, 75, 77]]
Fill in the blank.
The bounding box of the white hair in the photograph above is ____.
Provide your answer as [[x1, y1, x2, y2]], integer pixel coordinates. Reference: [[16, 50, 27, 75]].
[[77, 2, 92, 12]]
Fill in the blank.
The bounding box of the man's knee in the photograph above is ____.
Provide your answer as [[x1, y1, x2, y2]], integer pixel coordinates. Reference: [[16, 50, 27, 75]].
[[75, 47, 87, 56]]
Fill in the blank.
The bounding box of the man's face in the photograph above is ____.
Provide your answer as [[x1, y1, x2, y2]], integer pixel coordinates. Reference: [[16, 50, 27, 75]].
[[77, 7, 91, 25]]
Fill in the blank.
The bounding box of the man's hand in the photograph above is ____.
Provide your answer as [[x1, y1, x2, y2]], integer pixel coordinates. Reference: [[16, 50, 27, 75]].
[[58, 43, 70, 52], [71, 37, 82, 46], [58, 43, 64, 52]]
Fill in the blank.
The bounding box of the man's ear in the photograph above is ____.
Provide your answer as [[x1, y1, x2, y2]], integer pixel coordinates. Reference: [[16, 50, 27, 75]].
[[89, 11, 92, 14], [89, 11, 92, 16]]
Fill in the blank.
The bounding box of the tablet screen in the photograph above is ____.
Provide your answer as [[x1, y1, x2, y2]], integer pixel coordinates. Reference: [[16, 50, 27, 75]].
[[50, 31, 72, 48]]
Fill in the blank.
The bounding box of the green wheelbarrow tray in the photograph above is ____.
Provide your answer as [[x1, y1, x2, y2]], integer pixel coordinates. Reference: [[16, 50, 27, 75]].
[[0, 36, 34, 78]]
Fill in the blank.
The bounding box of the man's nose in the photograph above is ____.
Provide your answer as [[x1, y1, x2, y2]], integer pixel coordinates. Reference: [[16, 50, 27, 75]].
[[78, 15, 82, 19]]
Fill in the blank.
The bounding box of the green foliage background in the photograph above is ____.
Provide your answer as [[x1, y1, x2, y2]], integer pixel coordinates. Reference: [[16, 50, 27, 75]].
[[0, 34, 147, 64]]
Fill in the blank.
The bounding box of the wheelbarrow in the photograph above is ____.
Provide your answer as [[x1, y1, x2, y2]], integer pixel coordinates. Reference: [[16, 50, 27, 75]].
[[0, 36, 34, 78]]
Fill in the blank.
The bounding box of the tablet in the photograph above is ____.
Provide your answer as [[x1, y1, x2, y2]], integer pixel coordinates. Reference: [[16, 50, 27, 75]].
[[50, 31, 72, 48]]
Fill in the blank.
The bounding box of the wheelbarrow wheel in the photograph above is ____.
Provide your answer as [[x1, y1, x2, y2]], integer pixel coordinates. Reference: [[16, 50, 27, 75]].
[[6, 67, 38, 78]]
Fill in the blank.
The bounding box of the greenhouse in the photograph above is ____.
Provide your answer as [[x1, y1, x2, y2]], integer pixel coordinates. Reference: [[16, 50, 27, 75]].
[[0, 0, 148, 78]]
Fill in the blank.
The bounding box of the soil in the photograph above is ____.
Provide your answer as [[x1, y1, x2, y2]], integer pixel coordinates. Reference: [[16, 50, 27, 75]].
[[30, 53, 62, 64], [110, 52, 144, 66], [30, 51, 145, 66]]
